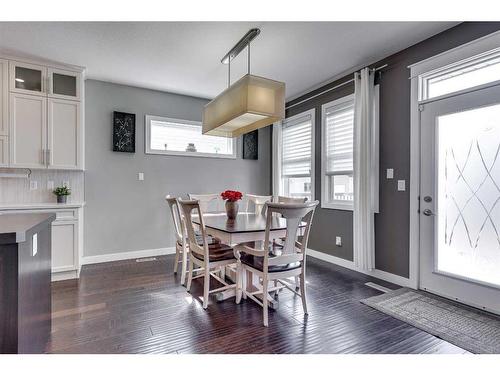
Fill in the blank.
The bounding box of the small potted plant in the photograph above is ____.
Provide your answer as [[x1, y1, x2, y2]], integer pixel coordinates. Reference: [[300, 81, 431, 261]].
[[221, 190, 243, 220], [53, 185, 71, 204]]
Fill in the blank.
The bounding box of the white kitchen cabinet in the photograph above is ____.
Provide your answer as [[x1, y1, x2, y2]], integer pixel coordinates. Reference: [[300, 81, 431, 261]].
[[0, 59, 7, 136], [48, 98, 82, 169], [2, 56, 85, 170], [48, 67, 81, 101], [9, 93, 47, 168], [52, 220, 78, 273], [0, 135, 8, 166], [9, 60, 47, 97]]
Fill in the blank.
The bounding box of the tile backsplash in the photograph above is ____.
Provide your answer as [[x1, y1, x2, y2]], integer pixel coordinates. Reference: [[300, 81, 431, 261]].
[[0, 169, 84, 204]]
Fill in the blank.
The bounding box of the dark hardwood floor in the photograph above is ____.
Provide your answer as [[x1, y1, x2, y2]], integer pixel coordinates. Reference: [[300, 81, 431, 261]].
[[48, 255, 468, 354]]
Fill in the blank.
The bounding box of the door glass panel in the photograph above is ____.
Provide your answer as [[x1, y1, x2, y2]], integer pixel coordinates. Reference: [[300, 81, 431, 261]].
[[15, 66, 42, 92], [437, 103, 500, 287], [53, 73, 77, 97]]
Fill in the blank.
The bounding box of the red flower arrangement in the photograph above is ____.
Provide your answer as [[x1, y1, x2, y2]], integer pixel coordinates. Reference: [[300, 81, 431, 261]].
[[221, 190, 243, 202]]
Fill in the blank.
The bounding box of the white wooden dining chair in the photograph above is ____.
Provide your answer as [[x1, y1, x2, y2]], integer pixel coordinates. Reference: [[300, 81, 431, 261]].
[[245, 194, 272, 215], [234, 200, 319, 326], [165, 195, 189, 284], [165, 195, 219, 286], [179, 199, 237, 309], [188, 193, 220, 213]]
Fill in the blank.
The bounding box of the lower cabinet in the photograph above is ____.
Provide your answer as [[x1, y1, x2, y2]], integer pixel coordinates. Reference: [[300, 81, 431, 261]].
[[0, 206, 82, 281]]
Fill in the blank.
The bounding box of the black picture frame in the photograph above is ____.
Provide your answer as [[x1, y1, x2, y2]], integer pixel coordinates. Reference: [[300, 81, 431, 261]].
[[112, 111, 136, 153], [242, 130, 258, 160]]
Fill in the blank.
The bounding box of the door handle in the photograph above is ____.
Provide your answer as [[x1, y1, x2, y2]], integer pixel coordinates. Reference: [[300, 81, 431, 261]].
[[423, 209, 435, 216]]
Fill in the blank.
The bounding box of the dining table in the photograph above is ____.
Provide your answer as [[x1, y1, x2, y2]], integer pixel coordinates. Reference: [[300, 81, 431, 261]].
[[192, 212, 305, 309]]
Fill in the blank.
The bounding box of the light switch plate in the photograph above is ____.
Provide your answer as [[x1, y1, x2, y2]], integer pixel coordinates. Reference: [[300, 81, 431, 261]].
[[335, 236, 342, 246], [138, 172, 144, 181], [398, 180, 406, 191], [47, 180, 54, 190], [32, 233, 38, 256], [386, 168, 394, 179], [63, 181, 70, 188], [29, 180, 38, 190]]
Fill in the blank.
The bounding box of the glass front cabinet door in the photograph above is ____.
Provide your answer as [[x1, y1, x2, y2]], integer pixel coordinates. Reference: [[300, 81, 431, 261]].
[[48, 68, 81, 100], [10, 61, 47, 96]]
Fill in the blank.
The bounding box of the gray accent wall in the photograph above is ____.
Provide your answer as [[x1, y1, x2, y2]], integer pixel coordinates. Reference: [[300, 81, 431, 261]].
[[84, 80, 271, 257], [286, 22, 500, 277]]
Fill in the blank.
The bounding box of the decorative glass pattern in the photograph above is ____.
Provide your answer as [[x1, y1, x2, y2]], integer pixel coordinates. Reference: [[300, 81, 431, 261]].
[[437, 103, 500, 287]]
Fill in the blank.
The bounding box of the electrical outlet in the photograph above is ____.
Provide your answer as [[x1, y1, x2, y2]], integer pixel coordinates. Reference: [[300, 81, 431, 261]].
[[47, 180, 54, 190], [335, 236, 342, 246], [398, 180, 406, 191], [386, 168, 394, 179], [138, 172, 144, 181], [29, 180, 38, 190]]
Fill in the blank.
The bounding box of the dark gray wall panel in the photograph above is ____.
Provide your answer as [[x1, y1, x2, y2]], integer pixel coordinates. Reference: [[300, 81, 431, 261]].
[[285, 22, 500, 276]]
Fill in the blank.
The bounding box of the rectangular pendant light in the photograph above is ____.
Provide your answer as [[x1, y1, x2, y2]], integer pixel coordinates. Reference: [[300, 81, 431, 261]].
[[202, 74, 285, 138]]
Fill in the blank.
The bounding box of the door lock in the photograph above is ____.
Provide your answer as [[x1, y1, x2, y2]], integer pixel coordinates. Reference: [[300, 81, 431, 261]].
[[423, 196, 432, 203], [423, 209, 434, 216]]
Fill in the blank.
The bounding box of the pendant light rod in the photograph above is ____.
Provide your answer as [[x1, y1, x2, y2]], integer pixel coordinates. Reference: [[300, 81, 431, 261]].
[[221, 28, 260, 65]]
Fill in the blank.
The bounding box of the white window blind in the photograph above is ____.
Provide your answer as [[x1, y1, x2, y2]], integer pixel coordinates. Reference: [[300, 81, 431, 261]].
[[325, 99, 354, 176], [275, 109, 315, 201], [282, 115, 312, 177], [321, 95, 355, 209]]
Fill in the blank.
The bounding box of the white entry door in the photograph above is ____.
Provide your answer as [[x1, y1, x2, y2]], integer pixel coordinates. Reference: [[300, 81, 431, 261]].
[[419, 83, 500, 314]]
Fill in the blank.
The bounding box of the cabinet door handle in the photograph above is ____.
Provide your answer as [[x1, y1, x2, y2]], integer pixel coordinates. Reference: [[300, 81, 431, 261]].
[[46, 149, 50, 166], [42, 149, 45, 165]]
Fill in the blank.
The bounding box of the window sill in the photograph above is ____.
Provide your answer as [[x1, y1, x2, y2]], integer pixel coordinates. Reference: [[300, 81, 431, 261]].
[[145, 149, 237, 159], [321, 201, 353, 211]]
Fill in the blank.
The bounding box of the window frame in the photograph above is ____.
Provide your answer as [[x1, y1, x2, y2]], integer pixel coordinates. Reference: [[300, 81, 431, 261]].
[[273, 108, 315, 201], [144, 115, 237, 159], [321, 94, 355, 210]]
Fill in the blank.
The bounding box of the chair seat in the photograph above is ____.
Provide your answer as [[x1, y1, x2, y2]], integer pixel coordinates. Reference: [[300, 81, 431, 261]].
[[191, 243, 235, 262], [237, 241, 301, 273]]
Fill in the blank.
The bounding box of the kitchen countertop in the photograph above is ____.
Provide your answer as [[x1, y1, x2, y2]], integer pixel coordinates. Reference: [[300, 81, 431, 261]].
[[0, 213, 56, 243], [0, 202, 85, 210]]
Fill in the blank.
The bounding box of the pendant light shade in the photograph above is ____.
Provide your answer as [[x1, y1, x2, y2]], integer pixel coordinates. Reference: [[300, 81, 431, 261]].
[[202, 74, 285, 138]]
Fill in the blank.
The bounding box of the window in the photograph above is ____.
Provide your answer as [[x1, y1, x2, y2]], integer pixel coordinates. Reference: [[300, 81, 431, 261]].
[[321, 95, 355, 210], [420, 47, 500, 100], [145, 115, 236, 158], [273, 109, 315, 201]]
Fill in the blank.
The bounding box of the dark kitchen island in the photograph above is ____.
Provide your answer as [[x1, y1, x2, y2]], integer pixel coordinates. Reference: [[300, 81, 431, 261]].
[[0, 212, 55, 354]]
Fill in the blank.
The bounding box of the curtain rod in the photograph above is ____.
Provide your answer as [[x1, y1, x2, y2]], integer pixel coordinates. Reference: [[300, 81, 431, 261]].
[[286, 64, 388, 110]]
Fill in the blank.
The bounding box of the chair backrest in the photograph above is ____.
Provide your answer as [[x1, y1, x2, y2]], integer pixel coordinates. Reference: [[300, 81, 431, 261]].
[[165, 195, 185, 244], [245, 194, 272, 215], [178, 199, 209, 261], [188, 193, 220, 213], [277, 196, 308, 204], [263, 201, 319, 269]]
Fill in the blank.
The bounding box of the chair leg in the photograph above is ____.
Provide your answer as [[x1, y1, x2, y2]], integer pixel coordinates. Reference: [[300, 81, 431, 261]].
[[242, 270, 248, 300], [295, 276, 300, 291], [202, 265, 210, 309], [262, 276, 269, 327], [181, 247, 188, 286], [299, 272, 308, 315], [186, 257, 194, 292], [173, 247, 180, 274], [274, 280, 279, 296], [220, 265, 226, 280], [235, 263, 242, 304]]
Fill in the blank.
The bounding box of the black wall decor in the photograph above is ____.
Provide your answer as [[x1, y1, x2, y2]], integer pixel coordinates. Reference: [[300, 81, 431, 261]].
[[112, 111, 136, 153], [242, 130, 258, 160]]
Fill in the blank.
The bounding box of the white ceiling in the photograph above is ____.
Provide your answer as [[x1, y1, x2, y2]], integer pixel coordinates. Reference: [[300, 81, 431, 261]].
[[0, 22, 458, 99]]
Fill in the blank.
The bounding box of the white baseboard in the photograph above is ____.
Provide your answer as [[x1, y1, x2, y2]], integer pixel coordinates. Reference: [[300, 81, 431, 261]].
[[307, 248, 414, 288], [82, 247, 176, 265], [52, 270, 79, 282]]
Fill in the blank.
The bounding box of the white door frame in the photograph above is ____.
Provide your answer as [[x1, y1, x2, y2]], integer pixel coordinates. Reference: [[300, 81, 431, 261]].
[[408, 30, 500, 290]]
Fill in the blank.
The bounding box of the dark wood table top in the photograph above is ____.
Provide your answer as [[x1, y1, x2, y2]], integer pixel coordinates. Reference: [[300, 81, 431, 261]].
[[193, 212, 304, 234]]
